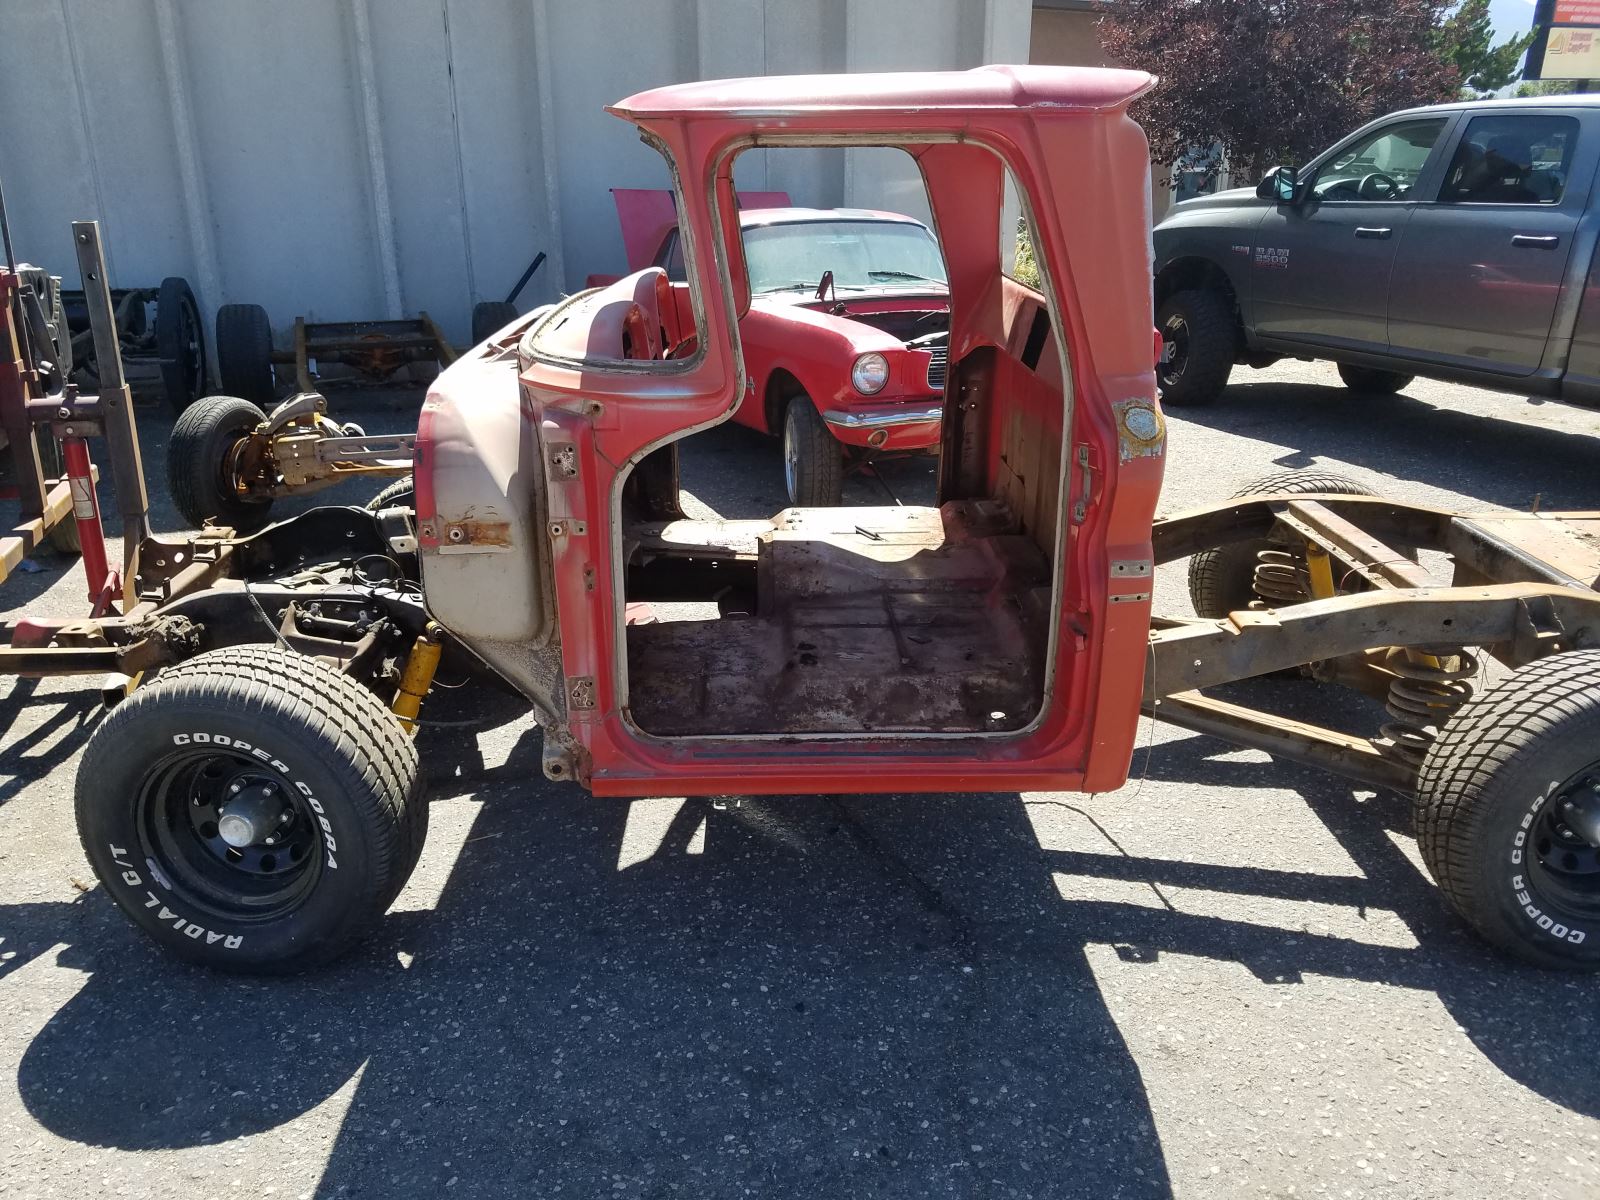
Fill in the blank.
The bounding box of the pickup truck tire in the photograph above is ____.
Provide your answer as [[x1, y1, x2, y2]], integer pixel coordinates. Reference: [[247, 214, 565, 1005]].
[[169, 395, 274, 533], [215, 303, 276, 406], [1156, 289, 1234, 407], [75, 645, 427, 973], [1337, 365, 1414, 395], [1415, 650, 1600, 969], [1187, 470, 1371, 618], [782, 396, 843, 507]]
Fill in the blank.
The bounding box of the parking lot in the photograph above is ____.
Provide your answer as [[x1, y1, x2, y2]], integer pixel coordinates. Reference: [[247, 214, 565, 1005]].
[[0, 360, 1597, 1199]]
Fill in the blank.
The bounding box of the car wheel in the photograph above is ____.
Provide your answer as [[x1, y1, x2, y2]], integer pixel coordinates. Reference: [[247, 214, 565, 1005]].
[[782, 396, 843, 507], [75, 646, 426, 973], [168, 395, 274, 532], [215, 303, 276, 405], [1337, 364, 1414, 395], [1415, 650, 1600, 969], [1156, 288, 1235, 407], [1187, 470, 1372, 618]]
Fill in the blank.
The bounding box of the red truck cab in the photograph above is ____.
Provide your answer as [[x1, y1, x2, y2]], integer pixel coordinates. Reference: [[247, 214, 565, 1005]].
[[416, 65, 1166, 798]]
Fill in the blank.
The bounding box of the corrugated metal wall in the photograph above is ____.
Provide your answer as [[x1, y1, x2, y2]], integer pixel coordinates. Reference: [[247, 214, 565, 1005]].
[[0, 0, 1029, 346]]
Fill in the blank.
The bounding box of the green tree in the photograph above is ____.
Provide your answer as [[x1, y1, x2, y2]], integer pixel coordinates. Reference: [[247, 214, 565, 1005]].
[[1516, 78, 1581, 98], [1436, 0, 1535, 95]]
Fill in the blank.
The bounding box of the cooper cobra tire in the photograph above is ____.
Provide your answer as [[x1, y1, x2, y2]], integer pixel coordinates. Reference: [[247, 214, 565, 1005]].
[[168, 395, 273, 532], [75, 646, 426, 974], [365, 474, 415, 513], [1337, 364, 1414, 395], [1155, 288, 1235, 407], [471, 300, 519, 345], [781, 396, 843, 507], [1415, 650, 1600, 969], [215, 303, 276, 405], [1186, 471, 1371, 619]]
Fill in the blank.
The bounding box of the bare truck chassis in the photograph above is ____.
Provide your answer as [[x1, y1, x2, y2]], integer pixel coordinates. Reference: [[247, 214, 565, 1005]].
[[2, 66, 1598, 974]]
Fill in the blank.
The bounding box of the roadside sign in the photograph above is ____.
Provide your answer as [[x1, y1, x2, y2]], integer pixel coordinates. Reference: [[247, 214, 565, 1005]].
[[1528, 0, 1600, 80]]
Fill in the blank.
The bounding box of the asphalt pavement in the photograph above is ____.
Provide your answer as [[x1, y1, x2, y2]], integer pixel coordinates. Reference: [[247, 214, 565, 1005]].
[[0, 361, 1596, 1199]]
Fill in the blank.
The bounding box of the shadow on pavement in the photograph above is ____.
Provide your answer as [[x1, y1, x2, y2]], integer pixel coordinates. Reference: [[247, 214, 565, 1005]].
[[11, 693, 1599, 1197], [1174, 380, 1600, 511]]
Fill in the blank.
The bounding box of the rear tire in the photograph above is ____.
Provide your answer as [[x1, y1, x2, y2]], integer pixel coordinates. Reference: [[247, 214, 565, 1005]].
[[156, 276, 207, 412], [781, 396, 843, 507], [215, 303, 275, 405], [471, 300, 519, 344], [1187, 470, 1371, 618], [168, 395, 273, 532], [1156, 288, 1235, 407], [75, 646, 425, 974], [365, 474, 414, 513], [1338, 364, 1413, 395], [1415, 650, 1600, 969]]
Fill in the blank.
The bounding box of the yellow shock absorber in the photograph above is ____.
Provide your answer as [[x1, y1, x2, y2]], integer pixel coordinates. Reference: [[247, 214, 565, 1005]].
[[1304, 542, 1336, 600], [392, 622, 444, 734]]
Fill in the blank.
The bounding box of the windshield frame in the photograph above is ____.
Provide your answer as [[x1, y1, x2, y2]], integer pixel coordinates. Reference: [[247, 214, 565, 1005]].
[[740, 216, 949, 296]]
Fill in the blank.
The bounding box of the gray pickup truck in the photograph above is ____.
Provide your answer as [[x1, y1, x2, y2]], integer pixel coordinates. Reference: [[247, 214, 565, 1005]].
[[1152, 96, 1600, 408]]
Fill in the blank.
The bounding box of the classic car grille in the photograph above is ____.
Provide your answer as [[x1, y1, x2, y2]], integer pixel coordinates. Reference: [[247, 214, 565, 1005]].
[[925, 345, 948, 390]]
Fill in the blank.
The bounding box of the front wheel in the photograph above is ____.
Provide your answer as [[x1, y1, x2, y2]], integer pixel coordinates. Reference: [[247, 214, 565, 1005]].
[[781, 396, 843, 507], [168, 395, 273, 532], [75, 646, 426, 973], [1337, 364, 1413, 395], [1415, 650, 1600, 969], [1156, 288, 1235, 407]]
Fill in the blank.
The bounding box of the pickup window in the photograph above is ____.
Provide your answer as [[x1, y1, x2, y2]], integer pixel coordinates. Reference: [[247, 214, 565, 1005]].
[[1439, 114, 1580, 205], [1312, 118, 1447, 202]]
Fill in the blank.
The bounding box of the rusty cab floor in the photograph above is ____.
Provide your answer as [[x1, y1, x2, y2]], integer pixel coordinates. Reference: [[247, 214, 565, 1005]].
[[624, 501, 1051, 736]]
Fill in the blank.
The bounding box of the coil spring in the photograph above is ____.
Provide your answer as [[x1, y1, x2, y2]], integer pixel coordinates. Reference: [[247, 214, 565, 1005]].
[[1372, 647, 1480, 768], [1252, 548, 1309, 606]]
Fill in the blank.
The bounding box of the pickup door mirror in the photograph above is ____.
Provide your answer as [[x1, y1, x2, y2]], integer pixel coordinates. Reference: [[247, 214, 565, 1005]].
[[1257, 166, 1299, 204]]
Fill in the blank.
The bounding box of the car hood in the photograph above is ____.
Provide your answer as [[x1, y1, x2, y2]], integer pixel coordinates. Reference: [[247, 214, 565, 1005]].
[[1160, 185, 1263, 219]]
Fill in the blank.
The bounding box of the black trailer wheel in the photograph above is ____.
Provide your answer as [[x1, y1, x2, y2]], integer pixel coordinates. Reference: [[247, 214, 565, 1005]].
[[215, 303, 276, 405], [1156, 288, 1235, 407], [75, 646, 426, 973], [1337, 364, 1414, 395], [156, 276, 208, 412], [1187, 471, 1372, 619], [168, 395, 273, 532], [782, 395, 843, 507], [365, 474, 414, 513], [471, 300, 519, 344], [1415, 650, 1600, 969]]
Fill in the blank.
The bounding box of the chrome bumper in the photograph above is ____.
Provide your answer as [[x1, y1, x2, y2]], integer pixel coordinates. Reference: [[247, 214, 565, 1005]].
[[821, 403, 944, 430]]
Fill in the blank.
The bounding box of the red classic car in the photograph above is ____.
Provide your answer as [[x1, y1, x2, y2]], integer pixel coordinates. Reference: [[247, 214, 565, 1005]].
[[609, 190, 950, 505]]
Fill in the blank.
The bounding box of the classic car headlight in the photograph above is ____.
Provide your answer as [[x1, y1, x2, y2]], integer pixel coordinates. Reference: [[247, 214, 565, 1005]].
[[851, 352, 890, 395]]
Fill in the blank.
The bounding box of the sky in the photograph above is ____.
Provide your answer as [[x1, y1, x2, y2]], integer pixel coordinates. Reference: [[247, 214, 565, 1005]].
[[1488, 0, 1539, 42]]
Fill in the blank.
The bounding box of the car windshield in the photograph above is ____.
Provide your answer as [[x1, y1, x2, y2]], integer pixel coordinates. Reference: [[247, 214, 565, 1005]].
[[743, 220, 947, 294]]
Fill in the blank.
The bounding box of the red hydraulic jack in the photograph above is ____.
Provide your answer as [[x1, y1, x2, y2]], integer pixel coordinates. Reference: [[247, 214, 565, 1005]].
[[0, 205, 151, 624]]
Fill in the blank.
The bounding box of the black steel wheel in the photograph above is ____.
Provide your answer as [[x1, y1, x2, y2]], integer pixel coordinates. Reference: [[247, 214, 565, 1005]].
[[168, 395, 273, 532], [1186, 471, 1372, 619], [75, 646, 426, 973], [215, 303, 276, 405], [781, 395, 843, 507], [156, 277, 208, 412], [471, 300, 519, 344], [1416, 650, 1600, 969], [1155, 288, 1234, 407]]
